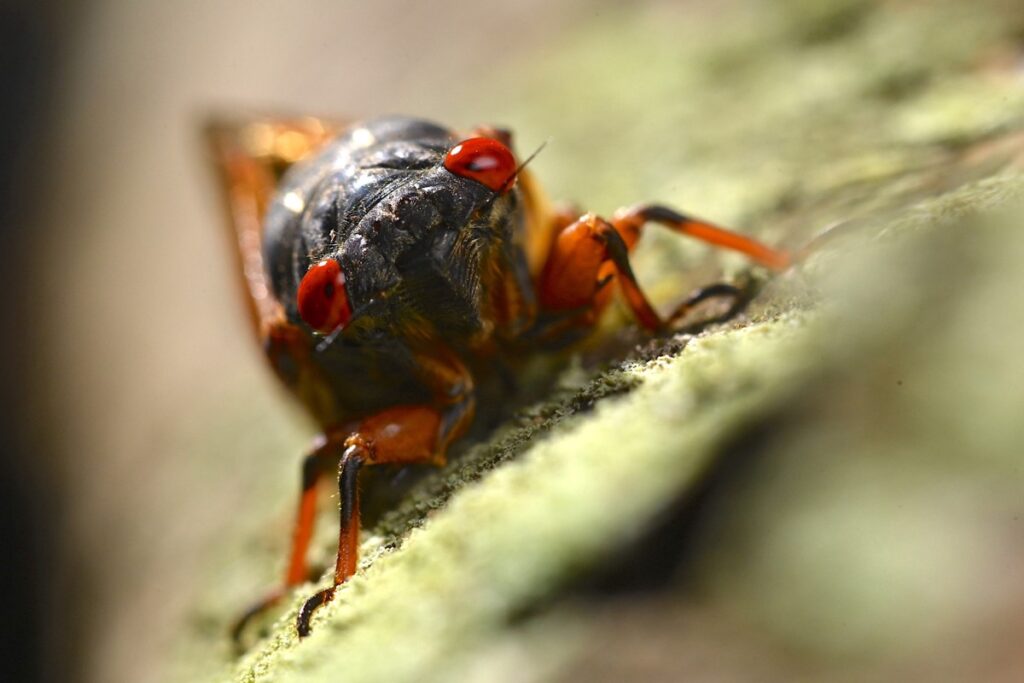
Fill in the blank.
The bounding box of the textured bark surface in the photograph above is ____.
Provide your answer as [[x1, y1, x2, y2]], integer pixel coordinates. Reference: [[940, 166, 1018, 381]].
[[171, 1, 1024, 681]]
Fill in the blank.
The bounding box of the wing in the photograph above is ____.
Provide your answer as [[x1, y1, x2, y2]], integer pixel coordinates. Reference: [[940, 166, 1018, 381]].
[[204, 115, 344, 338]]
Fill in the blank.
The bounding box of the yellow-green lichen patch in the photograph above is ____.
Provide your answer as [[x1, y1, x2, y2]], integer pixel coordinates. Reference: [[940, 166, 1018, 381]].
[[230, 313, 822, 683]]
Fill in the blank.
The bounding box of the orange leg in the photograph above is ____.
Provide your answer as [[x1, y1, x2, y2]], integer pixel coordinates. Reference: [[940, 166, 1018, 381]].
[[612, 204, 791, 270], [295, 402, 469, 636], [538, 213, 664, 329], [230, 435, 344, 646], [294, 350, 475, 637], [538, 208, 785, 333], [233, 348, 475, 645]]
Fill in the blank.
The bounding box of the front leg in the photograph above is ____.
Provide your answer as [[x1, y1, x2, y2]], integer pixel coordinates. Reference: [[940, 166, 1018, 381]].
[[537, 208, 789, 332], [537, 213, 667, 331], [296, 353, 475, 637]]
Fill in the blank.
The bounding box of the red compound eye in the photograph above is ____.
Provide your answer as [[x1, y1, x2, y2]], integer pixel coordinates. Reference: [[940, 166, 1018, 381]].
[[444, 137, 517, 193], [297, 259, 352, 333]]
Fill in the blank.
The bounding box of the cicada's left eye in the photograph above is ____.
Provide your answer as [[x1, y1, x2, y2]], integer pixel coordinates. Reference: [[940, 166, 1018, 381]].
[[444, 137, 517, 193], [297, 259, 352, 334]]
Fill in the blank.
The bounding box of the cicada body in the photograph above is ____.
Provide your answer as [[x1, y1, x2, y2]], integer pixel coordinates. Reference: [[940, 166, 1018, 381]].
[[207, 114, 791, 642]]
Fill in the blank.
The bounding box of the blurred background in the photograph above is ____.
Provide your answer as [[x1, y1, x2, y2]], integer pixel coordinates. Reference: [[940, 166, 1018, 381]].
[[2, 1, 1024, 682]]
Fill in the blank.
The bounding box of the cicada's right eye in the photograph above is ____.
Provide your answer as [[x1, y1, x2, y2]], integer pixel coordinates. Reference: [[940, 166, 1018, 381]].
[[297, 259, 352, 333]]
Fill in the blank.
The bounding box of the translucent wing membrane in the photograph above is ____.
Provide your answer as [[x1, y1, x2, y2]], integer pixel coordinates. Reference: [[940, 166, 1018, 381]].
[[204, 116, 342, 337]]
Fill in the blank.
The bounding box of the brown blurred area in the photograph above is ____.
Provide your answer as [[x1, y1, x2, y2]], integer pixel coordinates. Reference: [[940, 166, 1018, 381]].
[[1, 1, 602, 682]]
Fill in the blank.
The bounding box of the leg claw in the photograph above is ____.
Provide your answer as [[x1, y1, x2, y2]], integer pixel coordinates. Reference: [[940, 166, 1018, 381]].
[[231, 588, 286, 652], [297, 587, 336, 637]]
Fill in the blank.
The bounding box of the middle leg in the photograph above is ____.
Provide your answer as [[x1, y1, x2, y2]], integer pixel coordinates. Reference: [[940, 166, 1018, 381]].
[[230, 435, 343, 645]]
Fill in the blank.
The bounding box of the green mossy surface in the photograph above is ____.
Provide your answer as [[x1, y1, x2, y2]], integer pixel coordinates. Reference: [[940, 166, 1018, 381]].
[[175, 1, 1024, 680], [234, 314, 822, 683]]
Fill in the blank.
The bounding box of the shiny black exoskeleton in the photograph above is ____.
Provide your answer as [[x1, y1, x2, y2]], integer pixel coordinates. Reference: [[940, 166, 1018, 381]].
[[261, 117, 532, 420]]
